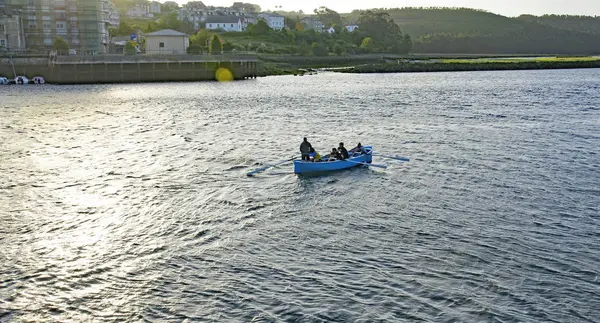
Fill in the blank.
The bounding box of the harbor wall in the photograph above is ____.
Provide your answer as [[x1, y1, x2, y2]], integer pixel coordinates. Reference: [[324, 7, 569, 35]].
[[0, 55, 259, 84]]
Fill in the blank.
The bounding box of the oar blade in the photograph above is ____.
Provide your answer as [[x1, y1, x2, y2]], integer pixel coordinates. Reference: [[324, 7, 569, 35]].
[[247, 157, 298, 177], [374, 154, 410, 162], [366, 163, 387, 169], [346, 160, 387, 169]]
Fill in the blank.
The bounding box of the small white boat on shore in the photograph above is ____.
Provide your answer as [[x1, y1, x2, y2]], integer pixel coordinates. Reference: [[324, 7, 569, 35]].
[[0, 77, 8, 85], [15, 76, 29, 85], [32, 76, 45, 84]]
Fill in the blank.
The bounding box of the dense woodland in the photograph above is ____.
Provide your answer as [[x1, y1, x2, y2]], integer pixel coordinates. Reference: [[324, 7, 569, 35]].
[[347, 8, 600, 54]]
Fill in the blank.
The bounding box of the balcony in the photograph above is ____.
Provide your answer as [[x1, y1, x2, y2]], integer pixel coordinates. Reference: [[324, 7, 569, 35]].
[[54, 0, 66, 8]]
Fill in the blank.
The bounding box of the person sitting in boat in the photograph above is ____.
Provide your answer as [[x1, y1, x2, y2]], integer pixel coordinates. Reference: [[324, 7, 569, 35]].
[[309, 147, 322, 162], [338, 142, 349, 160], [300, 137, 313, 161], [349, 143, 364, 156], [324, 148, 343, 161]]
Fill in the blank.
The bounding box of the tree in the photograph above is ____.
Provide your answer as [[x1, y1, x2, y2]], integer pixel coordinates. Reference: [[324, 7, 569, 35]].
[[112, 21, 135, 36], [357, 10, 406, 51], [124, 41, 137, 55], [52, 37, 69, 51], [311, 42, 327, 56], [402, 34, 412, 53], [209, 34, 222, 54], [161, 1, 179, 12], [333, 44, 344, 55], [190, 29, 214, 47], [232, 2, 260, 13], [285, 17, 297, 30], [223, 41, 233, 52], [187, 43, 203, 55], [314, 6, 343, 27], [360, 37, 375, 52], [253, 19, 271, 35]]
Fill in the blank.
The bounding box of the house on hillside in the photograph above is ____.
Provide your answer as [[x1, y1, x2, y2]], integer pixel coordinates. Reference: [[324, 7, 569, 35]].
[[186, 1, 207, 10], [127, 4, 150, 18], [243, 14, 258, 30], [205, 16, 243, 32], [107, 1, 120, 27], [145, 29, 189, 54], [326, 26, 336, 34], [345, 24, 359, 32], [258, 12, 284, 30], [148, 1, 162, 14], [301, 16, 324, 32]]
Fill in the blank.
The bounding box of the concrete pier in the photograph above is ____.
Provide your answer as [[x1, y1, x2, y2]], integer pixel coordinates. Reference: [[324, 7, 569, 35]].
[[0, 54, 260, 84]]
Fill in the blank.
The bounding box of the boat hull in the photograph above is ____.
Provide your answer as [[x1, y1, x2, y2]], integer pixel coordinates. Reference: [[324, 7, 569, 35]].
[[294, 146, 373, 174]]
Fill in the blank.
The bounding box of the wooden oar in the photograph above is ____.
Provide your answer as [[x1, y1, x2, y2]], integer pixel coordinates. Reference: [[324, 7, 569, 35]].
[[247, 156, 298, 176], [373, 154, 410, 162], [346, 160, 388, 169]]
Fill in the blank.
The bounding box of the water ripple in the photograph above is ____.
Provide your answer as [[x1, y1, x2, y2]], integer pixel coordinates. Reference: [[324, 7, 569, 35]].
[[1, 70, 600, 322]]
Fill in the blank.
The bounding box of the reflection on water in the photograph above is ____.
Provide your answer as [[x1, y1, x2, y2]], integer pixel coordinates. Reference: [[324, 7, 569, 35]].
[[1, 70, 600, 322]]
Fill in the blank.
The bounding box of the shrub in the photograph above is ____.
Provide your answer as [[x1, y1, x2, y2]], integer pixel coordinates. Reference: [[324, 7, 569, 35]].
[[124, 41, 137, 55], [311, 42, 328, 56], [209, 34, 222, 54], [52, 37, 69, 53]]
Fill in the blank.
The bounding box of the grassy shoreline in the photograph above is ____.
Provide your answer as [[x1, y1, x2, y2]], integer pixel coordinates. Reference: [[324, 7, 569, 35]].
[[258, 55, 600, 76]]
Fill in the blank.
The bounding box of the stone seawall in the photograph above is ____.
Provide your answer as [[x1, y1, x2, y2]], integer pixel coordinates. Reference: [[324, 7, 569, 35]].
[[0, 55, 259, 84]]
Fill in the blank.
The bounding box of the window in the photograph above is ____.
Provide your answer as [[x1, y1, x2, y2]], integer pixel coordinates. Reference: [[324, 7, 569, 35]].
[[56, 23, 65, 29], [29, 23, 37, 29], [0, 24, 4, 31], [0, 40, 5, 47], [231, 24, 234, 27], [43, 23, 51, 29], [159, 42, 164, 48]]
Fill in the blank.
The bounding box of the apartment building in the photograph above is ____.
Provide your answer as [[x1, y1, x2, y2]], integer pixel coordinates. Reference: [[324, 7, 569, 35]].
[[4, 0, 109, 53], [0, 7, 26, 50]]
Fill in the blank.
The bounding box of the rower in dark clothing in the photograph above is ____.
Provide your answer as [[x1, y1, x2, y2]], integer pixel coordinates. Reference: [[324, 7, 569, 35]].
[[324, 148, 343, 161], [300, 138, 313, 161], [349, 143, 363, 156], [338, 142, 349, 160]]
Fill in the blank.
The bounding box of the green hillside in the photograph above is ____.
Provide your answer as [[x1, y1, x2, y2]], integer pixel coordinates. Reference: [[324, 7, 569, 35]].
[[346, 8, 600, 54], [347, 8, 524, 38], [517, 14, 600, 35]]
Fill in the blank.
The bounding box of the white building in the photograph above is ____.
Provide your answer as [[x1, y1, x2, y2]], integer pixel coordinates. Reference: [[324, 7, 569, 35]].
[[179, 4, 246, 30], [205, 16, 243, 32], [148, 1, 161, 14], [258, 13, 284, 30], [0, 9, 26, 51], [345, 24, 359, 32], [326, 26, 335, 34], [145, 29, 189, 54], [301, 16, 324, 32], [126, 4, 148, 18], [107, 1, 120, 27], [242, 14, 257, 30]]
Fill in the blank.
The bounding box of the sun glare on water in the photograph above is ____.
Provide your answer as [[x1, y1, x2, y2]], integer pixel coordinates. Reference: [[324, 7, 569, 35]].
[[215, 67, 234, 82]]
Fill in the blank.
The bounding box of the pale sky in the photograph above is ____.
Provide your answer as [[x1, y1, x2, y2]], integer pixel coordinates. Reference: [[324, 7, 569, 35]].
[[174, 0, 600, 17]]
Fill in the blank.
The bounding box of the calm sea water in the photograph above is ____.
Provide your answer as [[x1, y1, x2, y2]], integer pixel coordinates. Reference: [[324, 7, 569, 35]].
[[1, 70, 599, 322]]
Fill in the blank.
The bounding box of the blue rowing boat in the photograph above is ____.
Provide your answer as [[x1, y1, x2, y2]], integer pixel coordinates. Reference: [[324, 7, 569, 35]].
[[293, 146, 373, 174]]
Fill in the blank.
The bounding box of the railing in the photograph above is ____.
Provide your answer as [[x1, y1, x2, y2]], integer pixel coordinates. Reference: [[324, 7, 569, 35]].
[[53, 53, 259, 64], [1, 49, 259, 60]]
